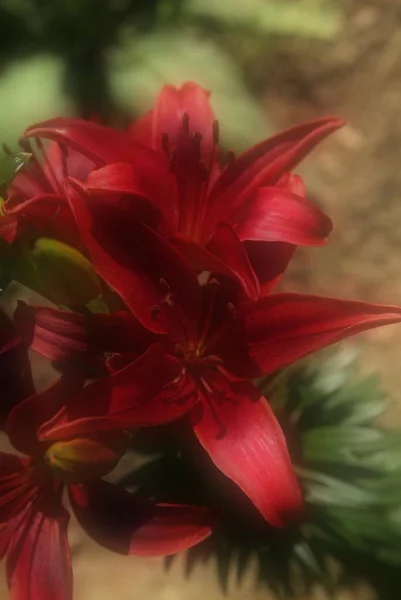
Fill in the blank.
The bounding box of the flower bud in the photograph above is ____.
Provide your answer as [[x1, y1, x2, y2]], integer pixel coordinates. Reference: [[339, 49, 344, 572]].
[[44, 431, 129, 484], [27, 237, 102, 305]]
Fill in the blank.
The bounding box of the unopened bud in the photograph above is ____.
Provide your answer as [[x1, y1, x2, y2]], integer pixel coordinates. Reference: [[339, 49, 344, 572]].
[[27, 238, 102, 306], [44, 431, 129, 484]]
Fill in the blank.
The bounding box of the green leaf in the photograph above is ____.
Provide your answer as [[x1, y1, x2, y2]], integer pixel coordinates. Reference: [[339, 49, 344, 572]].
[[299, 469, 379, 508], [0, 152, 31, 189], [302, 426, 382, 466]]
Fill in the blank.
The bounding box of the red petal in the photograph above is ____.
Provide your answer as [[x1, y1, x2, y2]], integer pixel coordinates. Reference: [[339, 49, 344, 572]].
[[0, 454, 33, 524], [38, 344, 194, 441], [24, 118, 175, 213], [208, 117, 344, 225], [277, 172, 306, 196], [221, 294, 401, 377], [8, 164, 50, 201], [206, 223, 259, 299], [6, 374, 85, 455], [127, 110, 153, 147], [6, 502, 72, 600], [13, 303, 90, 365], [234, 187, 332, 246], [152, 82, 215, 157], [191, 379, 303, 527], [86, 163, 144, 195], [65, 178, 201, 332], [24, 118, 140, 166], [4, 194, 80, 248], [85, 163, 173, 231], [69, 480, 213, 556], [0, 215, 23, 243], [42, 141, 95, 186], [0, 310, 34, 427], [171, 224, 259, 299], [244, 240, 294, 295], [13, 302, 155, 365]]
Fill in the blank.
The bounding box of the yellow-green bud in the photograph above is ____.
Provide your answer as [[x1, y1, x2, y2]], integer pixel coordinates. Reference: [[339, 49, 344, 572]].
[[44, 432, 129, 484], [28, 238, 102, 306]]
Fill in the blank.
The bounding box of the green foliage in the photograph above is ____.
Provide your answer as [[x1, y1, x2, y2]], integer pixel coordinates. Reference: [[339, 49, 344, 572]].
[[187, 0, 342, 39], [109, 32, 274, 149], [0, 152, 30, 189], [0, 0, 343, 147]]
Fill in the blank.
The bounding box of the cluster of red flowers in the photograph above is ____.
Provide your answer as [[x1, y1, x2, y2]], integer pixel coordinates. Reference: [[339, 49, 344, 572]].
[[1, 82, 401, 599]]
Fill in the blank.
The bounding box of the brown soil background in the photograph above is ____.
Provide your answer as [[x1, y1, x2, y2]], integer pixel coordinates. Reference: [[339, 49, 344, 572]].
[[2, 1, 401, 598]]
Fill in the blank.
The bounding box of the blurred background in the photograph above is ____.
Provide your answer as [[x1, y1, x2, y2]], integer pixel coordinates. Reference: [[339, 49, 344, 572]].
[[1, 0, 401, 598]]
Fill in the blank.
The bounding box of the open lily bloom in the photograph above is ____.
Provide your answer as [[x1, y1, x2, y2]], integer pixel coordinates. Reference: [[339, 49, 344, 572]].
[[16, 198, 401, 529], [1, 141, 94, 245], [0, 373, 214, 600], [24, 82, 342, 297]]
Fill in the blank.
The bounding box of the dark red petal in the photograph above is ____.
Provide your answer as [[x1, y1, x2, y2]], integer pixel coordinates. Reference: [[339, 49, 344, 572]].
[[191, 380, 303, 527], [69, 480, 213, 556], [0, 505, 30, 560], [171, 226, 259, 299], [13, 302, 154, 365], [6, 374, 85, 456], [221, 294, 401, 378], [0, 310, 34, 428], [206, 222, 260, 299], [0, 454, 33, 525], [244, 240, 295, 296], [85, 164, 172, 231], [208, 116, 344, 224], [13, 303, 89, 365], [38, 344, 194, 441], [65, 178, 201, 332], [4, 194, 80, 248], [6, 503, 72, 600], [234, 187, 332, 246]]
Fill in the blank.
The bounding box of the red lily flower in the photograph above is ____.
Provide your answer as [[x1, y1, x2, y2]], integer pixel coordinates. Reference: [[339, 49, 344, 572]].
[[18, 195, 401, 528], [24, 82, 343, 297], [1, 141, 94, 245], [0, 375, 214, 600], [0, 308, 34, 427]]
